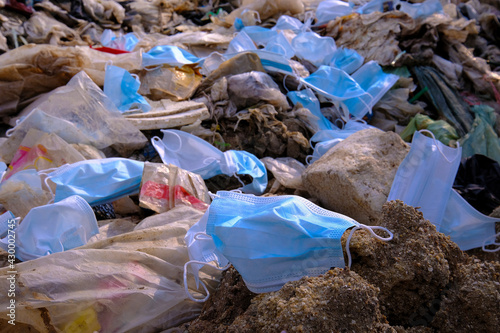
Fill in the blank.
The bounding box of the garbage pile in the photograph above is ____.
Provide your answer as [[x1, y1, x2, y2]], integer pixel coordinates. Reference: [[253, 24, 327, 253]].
[[0, 0, 499, 332]]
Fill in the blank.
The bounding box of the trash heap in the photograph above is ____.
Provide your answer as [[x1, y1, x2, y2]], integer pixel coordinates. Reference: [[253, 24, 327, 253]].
[[0, 0, 499, 332]]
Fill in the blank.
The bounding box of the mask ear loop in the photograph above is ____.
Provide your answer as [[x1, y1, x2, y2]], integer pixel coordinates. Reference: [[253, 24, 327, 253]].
[[345, 224, 393, 268], [38, 167, 62, 204], [183, 260, 231, 303], [482, 232, 500, 252], [208, 191, 220, 199], [305, 155, 314, 165], [5, 117, 26, 137], [419, 129, 461, 162], [151, 131, 183, 157]]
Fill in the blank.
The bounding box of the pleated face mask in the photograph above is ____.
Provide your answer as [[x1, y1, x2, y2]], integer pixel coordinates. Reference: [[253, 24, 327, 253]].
[[104, 65, 151, 113], [184, 191, 393, 301], [44, 158, 145, 206], [388, 130, 462, 230], [152, 130, 267, 195], [441, 190, 500, 252], [0, 195, 98, 261]]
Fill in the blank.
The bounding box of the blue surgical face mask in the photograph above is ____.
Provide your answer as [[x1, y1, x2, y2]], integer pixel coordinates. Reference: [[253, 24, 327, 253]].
[[306, 122, 377, 163], [226, 31, 257, 54], [397, 0, 443, 19], [240, 26, 278, 47], [272, 15, 304, 33], [184, 191, 392, 301], [152, 130, 268, 194], [0, 195, 98, 261], [264, 32, 295, 59], [301, 65, 370, 119], [356, 0, 395, 14], [104, 65, 151, 113], [101, 29, 139, 51], [288, 89, 334, 132], [441, 190, 500, 251], [328, 48, 364, 74], [292, 31, 337, 67], [315, 0, 354, 25], [342, 61, 399, 119], [388, 130, 462, 231], [45, 158, 145, 206], [142, 45, 201, 68]]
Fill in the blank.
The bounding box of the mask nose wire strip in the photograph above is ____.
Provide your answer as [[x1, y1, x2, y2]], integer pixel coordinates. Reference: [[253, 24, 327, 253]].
[[346, 224, 393, 268]]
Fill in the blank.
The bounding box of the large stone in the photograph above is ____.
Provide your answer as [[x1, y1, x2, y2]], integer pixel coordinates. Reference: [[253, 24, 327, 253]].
[[302, 128, 410, 225]]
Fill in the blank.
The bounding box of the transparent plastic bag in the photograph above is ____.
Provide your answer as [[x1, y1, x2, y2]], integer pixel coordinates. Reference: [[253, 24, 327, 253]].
[[3, 128, 86, 180], [139, 162, 211, 214], [0, 71, 148, 163], [0, 206, 220, 332]]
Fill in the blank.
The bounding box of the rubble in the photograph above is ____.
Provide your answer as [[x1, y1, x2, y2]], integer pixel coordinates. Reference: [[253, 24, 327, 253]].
[[303, 128, 410, 225]]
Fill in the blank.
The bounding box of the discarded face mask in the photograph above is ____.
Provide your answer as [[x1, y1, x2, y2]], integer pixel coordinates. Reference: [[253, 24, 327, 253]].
[[264, 32, 295, 59], [315, 0, 354, 25], [104, 65, 151, 113], [328, 47, 364, 74], [0, 195, 98, 261], [307, 121, 376, 163], [152, 130, 267, 194], [100, 29, 139, 51], [44, 158, 145, 206], [240, 26, 278, 47], [388, 130, 462, 231], [224, 31, 294, 75], [356, 0, 397, 14], [301, 65, 370, 119], [184, 191, 393, 300], [142, 45, 201, 68], [225, 30, 257, 54], [396, 0, 443, 19], [272, 15, 304, 33], [292, 31, 337, 66], [441, 190, 500, 252], [342, 61, 399, 119], [288, 88, 334, 132]]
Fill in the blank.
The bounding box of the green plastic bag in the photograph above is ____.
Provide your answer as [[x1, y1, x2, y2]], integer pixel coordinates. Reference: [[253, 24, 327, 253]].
[[400, 114, 459, 146], [460, 105, 500, 164]]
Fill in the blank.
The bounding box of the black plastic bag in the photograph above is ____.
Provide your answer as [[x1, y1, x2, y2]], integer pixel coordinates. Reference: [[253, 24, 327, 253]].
[[453, 154, 500, 215]]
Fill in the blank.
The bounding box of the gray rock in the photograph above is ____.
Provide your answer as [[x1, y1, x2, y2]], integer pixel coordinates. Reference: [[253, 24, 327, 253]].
[[302, 128, 410, 225]]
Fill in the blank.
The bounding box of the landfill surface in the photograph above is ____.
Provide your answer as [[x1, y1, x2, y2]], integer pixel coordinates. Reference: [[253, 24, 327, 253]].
[[0, 0, 499, 332]]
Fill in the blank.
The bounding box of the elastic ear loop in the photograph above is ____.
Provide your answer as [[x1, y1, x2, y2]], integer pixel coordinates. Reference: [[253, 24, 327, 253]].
[[151, 131, 183, 156], [344, 92, 374, 122], [345, 224, 393, 268], [303, 11, 315, 32], [482, 232, 500, 252], [38, 166, 62, 205], [241, 9, 261, 24], [5, 117, 26, 137], [183, 259, 231, 303], [419, 129, 460, 162], [284, 70, 305, 92]]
